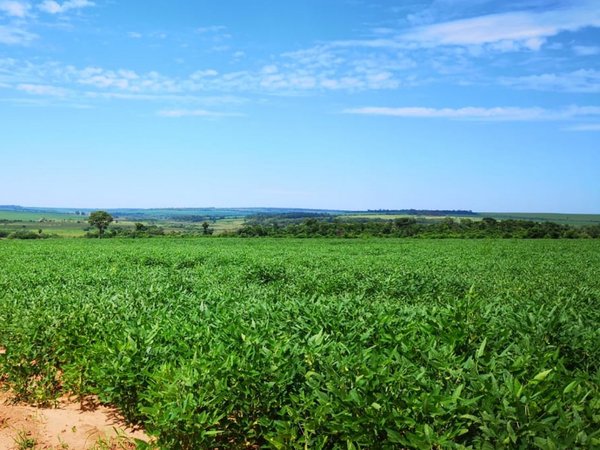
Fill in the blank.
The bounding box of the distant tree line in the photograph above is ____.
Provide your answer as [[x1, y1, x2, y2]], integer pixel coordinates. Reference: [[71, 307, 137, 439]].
[[246, 212, 334, 225], [0, 230, 52, 239], [85, 222, 167, 238], [170, 215, 223, 223], [229, 217, 600, 239], [84, 211, 213, 238], [366, 209, 477, 216]]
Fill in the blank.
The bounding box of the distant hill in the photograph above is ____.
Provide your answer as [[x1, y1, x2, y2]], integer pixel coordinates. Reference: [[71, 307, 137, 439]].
[[1, 205, 599, 226], [366, 209, 477, 216]]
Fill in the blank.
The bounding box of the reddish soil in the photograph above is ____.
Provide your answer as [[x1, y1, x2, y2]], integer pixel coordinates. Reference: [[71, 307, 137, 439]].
[[0, 390, 149, 450]]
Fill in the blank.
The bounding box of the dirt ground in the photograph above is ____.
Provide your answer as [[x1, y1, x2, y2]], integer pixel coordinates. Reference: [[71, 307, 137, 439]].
[[0, 390, 149, 450]]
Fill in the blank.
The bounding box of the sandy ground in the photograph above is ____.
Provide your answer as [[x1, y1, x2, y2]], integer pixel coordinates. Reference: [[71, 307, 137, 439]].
[[0, 390, 150, 450]]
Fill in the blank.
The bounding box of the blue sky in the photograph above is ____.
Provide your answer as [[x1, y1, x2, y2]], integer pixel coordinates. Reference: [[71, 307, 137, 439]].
[[1, 0, 599, 212]]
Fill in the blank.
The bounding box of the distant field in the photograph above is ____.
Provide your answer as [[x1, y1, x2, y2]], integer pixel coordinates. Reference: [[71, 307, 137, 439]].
[[161, 217, 246, 235], [0, 209, 243, 237], [482, 212, 600, 226], [2, 221, 87, 237], [342, 214, 483, 222], [0, 210, 81, 221], [0, 210, 87, 237], [210, 217, 246, 233], [345, 212, 600, 226]]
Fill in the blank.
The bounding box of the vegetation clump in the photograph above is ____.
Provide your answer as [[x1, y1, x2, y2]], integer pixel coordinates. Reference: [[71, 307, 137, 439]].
[[233, 216, 600, 239], [88, 211, 114, 238], [5, 230, 52, 239]]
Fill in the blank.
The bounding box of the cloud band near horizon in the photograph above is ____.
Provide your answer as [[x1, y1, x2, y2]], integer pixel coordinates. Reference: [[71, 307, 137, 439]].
[[343, 106, 600, 123]]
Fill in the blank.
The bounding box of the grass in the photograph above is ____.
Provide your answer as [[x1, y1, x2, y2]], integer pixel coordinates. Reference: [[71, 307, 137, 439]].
[[0, 221, 90, 237], [0, 211, 81, 221], [0, 238, 598, 448], [14, 431, 37, 450], [0, 210, 88, 237], [210, 217, 246, 233]]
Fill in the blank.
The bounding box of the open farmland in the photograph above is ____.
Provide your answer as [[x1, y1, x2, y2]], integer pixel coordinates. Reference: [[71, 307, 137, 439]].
[[0, 238, 599, 449]]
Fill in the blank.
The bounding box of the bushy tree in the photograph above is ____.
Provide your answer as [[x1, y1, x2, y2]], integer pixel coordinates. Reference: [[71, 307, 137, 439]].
[[202, 221, 211, 235], [88, 210, 113, 238]]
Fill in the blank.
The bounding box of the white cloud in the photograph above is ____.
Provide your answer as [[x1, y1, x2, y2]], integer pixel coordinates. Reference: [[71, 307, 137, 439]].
[[330, 1, 600, 55], [502, 69, 600, 93], [127, 31, 142, 39], [283, 46, 347, 68], [196, 25, 227, 34], [0, 1, 30, 17], [190, 69, 218, 79], [343, 105, 600, 121], [74, 67, 154, 90], [564, 123, 600, 132], [402, 1, 600, 51], [83, 91, 245, 105], [157, 109, 243, 118], [38, 0, 94, 14], [196, 24, 231, 46], [1, 55, 414, 99], [272, 45, 414, 91], [261, 64, 278, 75], [0, 25, 36, 45], [17, 83, 68, 96], [573, 45, 600, 56]]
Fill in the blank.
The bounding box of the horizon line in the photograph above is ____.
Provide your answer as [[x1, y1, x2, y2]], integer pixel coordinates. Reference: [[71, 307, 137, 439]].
[[1, 204, 598, 215]]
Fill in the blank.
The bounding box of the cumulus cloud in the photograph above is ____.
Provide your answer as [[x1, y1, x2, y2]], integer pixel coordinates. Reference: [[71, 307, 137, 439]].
[[502, 70, 600, 93], [326, 1, 600, 55], [343, 105, 600, 121], [0, 25, 36, 45], [401, 1, 600, 51], [17, 83, 68, 96], [0, 1, 30, 17], [196, 25, 227, 34], [0, 53, 416, 100], [563, 123, 600, 132], [38, 0, 94, 14], [573, 46, 600, 56]]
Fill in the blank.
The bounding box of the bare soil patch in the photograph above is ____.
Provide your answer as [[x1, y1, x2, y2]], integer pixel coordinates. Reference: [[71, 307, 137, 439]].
[[0, 390, 149, 449]]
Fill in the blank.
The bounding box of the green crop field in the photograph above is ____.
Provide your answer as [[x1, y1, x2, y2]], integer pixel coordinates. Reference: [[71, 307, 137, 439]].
[[0, 210, 81, 221], [0, 238, 599, 449]]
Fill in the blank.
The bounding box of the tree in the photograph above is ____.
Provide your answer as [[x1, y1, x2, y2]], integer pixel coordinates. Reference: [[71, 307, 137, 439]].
[[88, 211, 113, 237], [202, 221, 211, 235]]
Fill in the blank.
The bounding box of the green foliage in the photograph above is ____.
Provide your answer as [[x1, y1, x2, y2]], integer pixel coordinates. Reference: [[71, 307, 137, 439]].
[[88, 210, 114, 237], [85, 222, 165, 239], [235, 217, 600, 239], [6, 230, 51, 239], [14, 431, 37, 449], [0, 239, 599, 449], [201, 221, 213, 235]]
